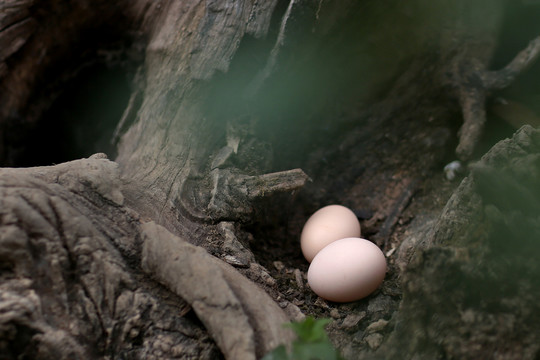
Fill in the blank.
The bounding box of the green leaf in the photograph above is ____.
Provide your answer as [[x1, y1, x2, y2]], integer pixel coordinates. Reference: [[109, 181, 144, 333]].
[[285, 316, 331, 343], [261, 345, 289, 360], [263, 317, 343, 360], [292, 341, 341, 360]]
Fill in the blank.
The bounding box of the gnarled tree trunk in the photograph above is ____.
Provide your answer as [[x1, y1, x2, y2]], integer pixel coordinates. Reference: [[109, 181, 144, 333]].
[[1, 0, 540, 359]]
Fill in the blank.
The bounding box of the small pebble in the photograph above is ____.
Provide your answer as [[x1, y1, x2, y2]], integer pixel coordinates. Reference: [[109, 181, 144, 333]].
[[385, 248, 396, 257], [129, 328, 140, 338], [223, 255, 249, 268], [365, 319, 388, 334], [314, 297, 329, 309], [444, 160, 463, 180], [365, 333, 383, 350], [341, 312, 366, 329], [273, 261, 285, 272], [265, 276, 276, 286], [330, 309, 341, 319], [292, 298, 304, 306]]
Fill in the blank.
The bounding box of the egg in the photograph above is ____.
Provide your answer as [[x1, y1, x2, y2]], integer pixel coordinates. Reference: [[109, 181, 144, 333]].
[[301, 205, 361, 262], [307, 237, 386, 302]]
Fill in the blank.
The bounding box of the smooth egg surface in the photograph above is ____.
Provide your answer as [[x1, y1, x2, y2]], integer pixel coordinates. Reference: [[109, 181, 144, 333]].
[[301, 205, 361, 262], [307, 237, 386, 302]]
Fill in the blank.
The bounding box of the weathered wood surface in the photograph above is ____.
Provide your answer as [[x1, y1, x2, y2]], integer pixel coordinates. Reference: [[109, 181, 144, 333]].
[[0, 155, 294, 359], [0, 156, 219, 359], [1, 0, 540, 359]]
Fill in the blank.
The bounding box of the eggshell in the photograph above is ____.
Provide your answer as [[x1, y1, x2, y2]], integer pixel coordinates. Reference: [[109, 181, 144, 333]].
[[301, 205, 361, 262], [307, 238, 386, 302]]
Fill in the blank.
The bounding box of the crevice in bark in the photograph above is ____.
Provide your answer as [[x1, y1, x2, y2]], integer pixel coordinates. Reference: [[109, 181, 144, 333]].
[[14, 64, 131, 167], [0, 0, 142, 167], [204, 0, 292, 118]]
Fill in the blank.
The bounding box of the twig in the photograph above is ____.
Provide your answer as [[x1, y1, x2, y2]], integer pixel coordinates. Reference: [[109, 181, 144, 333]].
[[456, 86, 487, 160], [453, 34, 540, 160], [373, 179, 417, 248], [482, 35, 540, 90], [245, 168, 310, 198]]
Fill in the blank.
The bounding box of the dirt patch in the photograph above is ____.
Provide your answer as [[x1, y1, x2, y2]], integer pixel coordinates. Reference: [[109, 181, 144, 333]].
[[247, 92, 465, 356]]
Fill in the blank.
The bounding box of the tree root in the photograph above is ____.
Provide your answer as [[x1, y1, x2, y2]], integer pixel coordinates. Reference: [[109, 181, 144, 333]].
[[0, 156, 295, 359], [141, 222, 294, 360], [206, 167, 310, 222], [452, 35, 540, 160]]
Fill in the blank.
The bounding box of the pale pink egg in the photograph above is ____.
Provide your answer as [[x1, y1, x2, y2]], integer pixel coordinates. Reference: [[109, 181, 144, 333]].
[[300, 205, 361, 262], [307, 238, 386, 302]]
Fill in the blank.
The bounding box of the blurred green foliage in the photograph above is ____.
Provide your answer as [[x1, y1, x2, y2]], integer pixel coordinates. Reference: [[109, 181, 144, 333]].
[[262, 317, 343, 360]]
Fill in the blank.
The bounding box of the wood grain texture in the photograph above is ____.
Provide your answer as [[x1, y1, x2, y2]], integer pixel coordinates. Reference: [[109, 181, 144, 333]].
[[2, 0, 540, 358], [0, 157, 219, 359], [0, 155, 295, 359]]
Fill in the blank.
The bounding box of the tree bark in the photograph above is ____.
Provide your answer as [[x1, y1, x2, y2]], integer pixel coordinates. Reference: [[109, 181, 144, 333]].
[[1, 0, 540, 359]]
